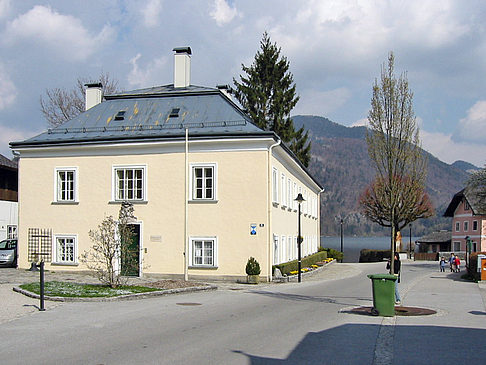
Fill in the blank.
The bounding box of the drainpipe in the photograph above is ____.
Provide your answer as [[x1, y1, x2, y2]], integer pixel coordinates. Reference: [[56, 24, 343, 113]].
[[184, 128, 189, 281], [267, 138, 281, 282]]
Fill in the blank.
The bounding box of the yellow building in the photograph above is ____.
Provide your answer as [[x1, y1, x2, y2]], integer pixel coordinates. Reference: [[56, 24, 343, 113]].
[[11, 47, 323, 281]]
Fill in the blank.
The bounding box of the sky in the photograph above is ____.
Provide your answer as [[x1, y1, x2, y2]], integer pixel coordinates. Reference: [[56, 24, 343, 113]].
[[0, 0, 485, 166]]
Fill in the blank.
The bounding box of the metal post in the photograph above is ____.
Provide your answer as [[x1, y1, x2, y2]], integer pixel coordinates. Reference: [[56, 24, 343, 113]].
[[340, 218, 343, 263], [409, 224, 412, 259], [39, 260, 45, 311], [298, 203, 302, 283]]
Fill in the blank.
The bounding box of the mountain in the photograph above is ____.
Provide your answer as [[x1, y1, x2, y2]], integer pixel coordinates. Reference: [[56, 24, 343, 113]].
[[451, 160, 480, 174], [293, 115, 471, 237]]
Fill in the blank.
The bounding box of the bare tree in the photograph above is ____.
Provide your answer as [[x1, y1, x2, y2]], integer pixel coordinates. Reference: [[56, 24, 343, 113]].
[[40, 72, 120, 128], [80, 202, 136, 288], [466, 166, 486, 212], [360, 52, 434, 273]]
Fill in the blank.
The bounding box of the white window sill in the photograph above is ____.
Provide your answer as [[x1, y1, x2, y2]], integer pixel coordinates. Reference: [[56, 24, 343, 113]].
[[109, 200, 148, 205], [188, 200, 219, 204], [51, 201, 79, 205], [188, 266, 218, 270], [51, 262, 79, 266]]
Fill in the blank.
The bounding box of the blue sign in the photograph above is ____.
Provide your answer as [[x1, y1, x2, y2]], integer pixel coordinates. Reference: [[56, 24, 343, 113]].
[[250, 224, 257, 235]]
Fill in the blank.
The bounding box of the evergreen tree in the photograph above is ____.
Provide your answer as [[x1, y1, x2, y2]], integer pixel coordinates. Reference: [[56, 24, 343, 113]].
[[233, 32, 311, 167]]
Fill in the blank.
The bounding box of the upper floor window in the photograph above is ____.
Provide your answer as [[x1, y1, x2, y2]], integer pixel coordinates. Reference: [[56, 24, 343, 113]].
[[281, 173, 286, 207], [473, 220, 478, 231], [55, 167, 77, 202], [464, 200, 470, 210], [272, 168, 278, 204], [464, 221, 469, 232], [191, 164, 216, 200], [455, 222, 460, 232], [113, 165, 146, 201]]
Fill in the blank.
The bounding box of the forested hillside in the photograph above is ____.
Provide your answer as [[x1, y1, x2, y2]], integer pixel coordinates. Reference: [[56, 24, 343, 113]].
[[293, 115, 475, 237]]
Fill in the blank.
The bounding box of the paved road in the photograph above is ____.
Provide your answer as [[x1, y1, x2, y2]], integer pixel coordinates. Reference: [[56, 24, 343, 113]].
[[0, 261, 485, 364]]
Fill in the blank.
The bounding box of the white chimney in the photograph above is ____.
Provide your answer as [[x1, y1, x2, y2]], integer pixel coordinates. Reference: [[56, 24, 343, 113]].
[[85, 83, 103, 111], [173, 47, 191, 88]]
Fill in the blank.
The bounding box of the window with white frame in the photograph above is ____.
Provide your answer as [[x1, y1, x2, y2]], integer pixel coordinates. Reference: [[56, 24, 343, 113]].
[[7, 225, 17, 239], [281, 173, 286, 206], [113, 166, 145, 201], [55, 168, 77, 202], [473, 220, 478, 231], [272, 168, 278, 204], [191, 164, 216, 200], [287, 178, 292, 209], [453, 241, 461, 251], [273, 235, 279, 264], [464, 221, 469, 232], [281, 235, 286, 262], [464, 200, 470, 210], [293, 182, 297, 210], [54, 235, 77, 264], [190, 237, 217, 267], [455, 222, 460, 232]]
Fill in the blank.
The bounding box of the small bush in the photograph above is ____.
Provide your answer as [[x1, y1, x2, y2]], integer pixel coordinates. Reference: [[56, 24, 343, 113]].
[[359, 249, 392, 263], [246, 257, 261, 275]]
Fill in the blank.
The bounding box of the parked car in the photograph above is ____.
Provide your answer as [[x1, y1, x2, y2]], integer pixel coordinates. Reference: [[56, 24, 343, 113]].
[[0, 239, 17, 267]]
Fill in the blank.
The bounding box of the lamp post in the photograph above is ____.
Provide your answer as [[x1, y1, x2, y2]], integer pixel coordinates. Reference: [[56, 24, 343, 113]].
[[340, 218, 344, 263], [295, 193, 305, 283], [465, 235, 471, 271], [409, 223, 412, 259]]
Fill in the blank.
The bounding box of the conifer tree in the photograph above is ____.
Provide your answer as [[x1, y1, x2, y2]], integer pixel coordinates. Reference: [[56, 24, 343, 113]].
[[233, 32, 311, 167]]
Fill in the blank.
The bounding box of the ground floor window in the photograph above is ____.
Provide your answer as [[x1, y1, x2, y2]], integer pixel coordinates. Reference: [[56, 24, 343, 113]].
[[453, 241, 461, 251], [7, 225, 17, 239], [54, 235, 77, 264], [190, 237, 217, 267]]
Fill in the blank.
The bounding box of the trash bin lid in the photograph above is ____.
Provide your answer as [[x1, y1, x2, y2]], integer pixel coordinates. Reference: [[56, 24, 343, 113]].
[[367, 274, 397, 280]]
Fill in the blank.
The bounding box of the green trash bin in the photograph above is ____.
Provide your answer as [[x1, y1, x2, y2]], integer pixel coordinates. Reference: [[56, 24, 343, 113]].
[[367, 274, 397, 317]]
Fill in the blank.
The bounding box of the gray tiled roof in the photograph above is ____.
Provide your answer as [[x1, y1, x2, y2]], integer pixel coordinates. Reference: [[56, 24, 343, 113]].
[[416, 230, 451, 244], [0, 154, 17, 170], [11, 84, 270, 148], [444, 188, 486, 216]]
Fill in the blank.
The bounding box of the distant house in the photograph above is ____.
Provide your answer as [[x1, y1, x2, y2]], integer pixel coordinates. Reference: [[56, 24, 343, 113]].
[[0, 154, 18, 240], [415, 230, 451, 253], [444, 188, 486, 253], [10, 47, 323, 281]]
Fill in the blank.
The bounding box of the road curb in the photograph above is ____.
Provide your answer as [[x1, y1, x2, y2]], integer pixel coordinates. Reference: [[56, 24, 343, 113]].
[[12, 284, 217, 302]]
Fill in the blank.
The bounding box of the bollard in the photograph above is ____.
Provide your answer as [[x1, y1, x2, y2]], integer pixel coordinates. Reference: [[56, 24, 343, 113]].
[[39, 261, 45, 311]]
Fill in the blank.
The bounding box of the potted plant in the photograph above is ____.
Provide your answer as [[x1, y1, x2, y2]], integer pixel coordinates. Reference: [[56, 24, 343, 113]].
[[246, 257, 261, 284]]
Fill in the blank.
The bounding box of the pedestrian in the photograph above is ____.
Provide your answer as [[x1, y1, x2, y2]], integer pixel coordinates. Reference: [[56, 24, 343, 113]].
[[455, 256, 461, 272], [449, 253, 455, 272], [440, 257, 446, 272], [386, 252, 401, 305]]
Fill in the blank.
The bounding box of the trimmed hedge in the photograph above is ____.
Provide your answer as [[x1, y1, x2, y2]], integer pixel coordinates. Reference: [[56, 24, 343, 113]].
[[359, 249, 392, 263], [272, 247, 346, 276]]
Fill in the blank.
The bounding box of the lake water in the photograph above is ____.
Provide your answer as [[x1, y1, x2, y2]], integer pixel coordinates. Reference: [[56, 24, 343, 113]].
[[320, 236, 420, 262]]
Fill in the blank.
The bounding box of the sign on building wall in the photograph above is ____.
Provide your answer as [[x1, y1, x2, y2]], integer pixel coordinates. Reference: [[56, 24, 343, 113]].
[[250, 224, 257, 236]]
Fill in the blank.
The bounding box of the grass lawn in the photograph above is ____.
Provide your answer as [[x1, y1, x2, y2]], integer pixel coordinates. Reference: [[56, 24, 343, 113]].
[[20, 281, 161, 298]]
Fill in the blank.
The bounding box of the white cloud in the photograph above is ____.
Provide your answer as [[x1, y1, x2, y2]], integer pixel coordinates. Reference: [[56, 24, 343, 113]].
[[0, 124, 40, 155], [128, 53, 168, 88], [3, 5, 114, 61], [421, 129, 485, 166], [141, 0, 163, 28], [351, 118, 368, 127], [0, 63, 16, 110], [453, 100, 486, 144], [0, 0, 11, 19], [210, 0, 238, 26], [293, 87, 351, 116]]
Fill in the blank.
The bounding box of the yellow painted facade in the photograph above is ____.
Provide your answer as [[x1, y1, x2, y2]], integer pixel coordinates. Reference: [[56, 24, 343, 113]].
[[16, 137, 321, 281]]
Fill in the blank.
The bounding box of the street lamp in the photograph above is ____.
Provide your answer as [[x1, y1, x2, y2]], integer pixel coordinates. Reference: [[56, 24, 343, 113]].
[[295, 193, 305, 283], [409, 223, 412, 259], [465, 235, 471, 270], [340, 218, 344, 263]]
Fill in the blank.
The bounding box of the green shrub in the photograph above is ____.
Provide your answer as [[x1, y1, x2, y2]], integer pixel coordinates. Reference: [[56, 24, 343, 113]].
[[273, 251, 329, 276], [324, 248, 344, 261], [359, 249, 392, 262], [245, 257, 261, 275]]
